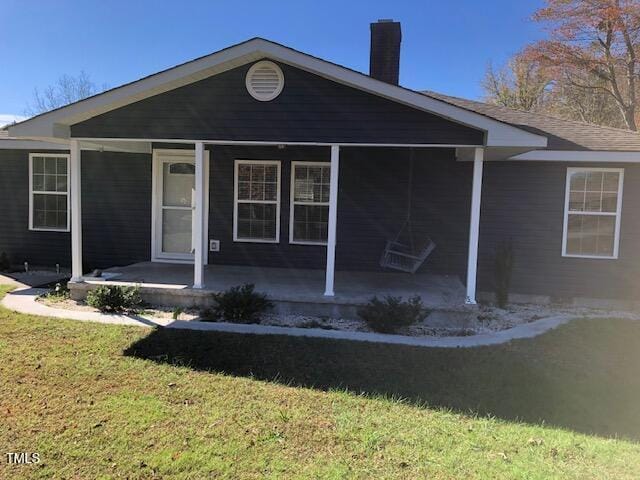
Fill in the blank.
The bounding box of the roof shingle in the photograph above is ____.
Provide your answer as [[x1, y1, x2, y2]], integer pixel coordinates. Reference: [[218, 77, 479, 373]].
[[422, 91, 640, 152]]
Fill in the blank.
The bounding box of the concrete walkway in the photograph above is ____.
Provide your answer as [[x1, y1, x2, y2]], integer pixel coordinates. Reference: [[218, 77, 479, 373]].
[[1, 287, 630, 348]]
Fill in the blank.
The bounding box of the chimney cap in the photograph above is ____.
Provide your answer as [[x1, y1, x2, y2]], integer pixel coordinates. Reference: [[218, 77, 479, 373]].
[[376, 18, 395, 23]]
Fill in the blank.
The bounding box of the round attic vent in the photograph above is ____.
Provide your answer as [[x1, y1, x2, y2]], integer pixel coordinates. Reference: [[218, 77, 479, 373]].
[[245, 61, 284, 101]]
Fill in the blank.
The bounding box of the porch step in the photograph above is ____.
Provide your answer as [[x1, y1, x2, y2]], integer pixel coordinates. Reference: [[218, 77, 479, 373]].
[[68, 281, 461, 320]]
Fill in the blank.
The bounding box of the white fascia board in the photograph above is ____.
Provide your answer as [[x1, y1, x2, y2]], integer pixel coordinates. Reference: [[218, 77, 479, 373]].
[[509, 150, 640, 162], [9, 39, 547, 148], [0, 139, 69, 150], [0, 138, 149, 154]]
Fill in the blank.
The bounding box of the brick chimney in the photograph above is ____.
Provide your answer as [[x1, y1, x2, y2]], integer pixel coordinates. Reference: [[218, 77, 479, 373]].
[[369, 19, 402, 85]]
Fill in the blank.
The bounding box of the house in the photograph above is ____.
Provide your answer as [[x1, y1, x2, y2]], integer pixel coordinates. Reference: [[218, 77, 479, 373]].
[[2, 20, 640, 311]]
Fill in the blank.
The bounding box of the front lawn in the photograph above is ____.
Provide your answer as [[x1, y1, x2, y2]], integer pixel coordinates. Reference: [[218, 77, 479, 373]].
[[1, 284, 639, 478]]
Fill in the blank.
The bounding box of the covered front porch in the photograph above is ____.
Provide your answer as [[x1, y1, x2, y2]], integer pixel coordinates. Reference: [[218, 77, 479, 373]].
[[66, 140, 486, 306], [70, 261, 466, 316]]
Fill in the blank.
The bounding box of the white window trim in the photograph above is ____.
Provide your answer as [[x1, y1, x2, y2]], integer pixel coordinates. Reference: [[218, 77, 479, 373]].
[[289, 161, 330, 246], [28, 153, 71, 232], [233, 159, 281, 243], [562, 167, 624, 260]]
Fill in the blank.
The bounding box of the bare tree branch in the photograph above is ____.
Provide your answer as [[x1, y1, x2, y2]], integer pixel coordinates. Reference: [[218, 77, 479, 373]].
[[25, 71, 106, 116]]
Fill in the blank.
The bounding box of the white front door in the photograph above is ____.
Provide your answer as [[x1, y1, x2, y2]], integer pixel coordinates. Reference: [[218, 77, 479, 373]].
[[152, 150, 209, 262]]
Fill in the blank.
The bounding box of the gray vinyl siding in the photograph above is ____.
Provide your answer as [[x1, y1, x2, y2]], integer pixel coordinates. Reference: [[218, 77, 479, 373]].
[[81, 151, 152, 269], [206, 146, 470, 276], [0, 149, 71, 267], [0, 149, 151, 270], [478, 161, 640, 300], [337, 147, 471, 276], [70, 61, 484, 146]]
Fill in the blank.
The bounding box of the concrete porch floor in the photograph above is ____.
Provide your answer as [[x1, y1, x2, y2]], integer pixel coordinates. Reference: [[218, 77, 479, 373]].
[[72, 262, 467, 315]]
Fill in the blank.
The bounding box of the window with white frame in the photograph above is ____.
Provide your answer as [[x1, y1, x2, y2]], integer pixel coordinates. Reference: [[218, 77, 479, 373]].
[[290, 162, 330, 244], [563, 167, 624, 258], [234, 160, 281, 242], [29, 153, 70, 231]]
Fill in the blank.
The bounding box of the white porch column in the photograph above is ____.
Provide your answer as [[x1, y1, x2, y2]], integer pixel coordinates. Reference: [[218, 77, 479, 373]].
[[70, 139, 83, 282], [465, 147, 484, 304], [193, 141, 206, 289], [324, 145, 340, 296]]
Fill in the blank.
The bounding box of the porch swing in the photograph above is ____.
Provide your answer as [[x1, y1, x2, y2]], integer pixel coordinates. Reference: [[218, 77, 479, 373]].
[[379, 150, 436, 274]]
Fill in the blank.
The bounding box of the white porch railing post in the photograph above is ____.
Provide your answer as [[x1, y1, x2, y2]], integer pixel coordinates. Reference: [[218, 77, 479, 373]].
[[193, 141, 206, 289], [70, 139, 83, 282], [324, 145, 340, 296], [465, 147, 484, 304]]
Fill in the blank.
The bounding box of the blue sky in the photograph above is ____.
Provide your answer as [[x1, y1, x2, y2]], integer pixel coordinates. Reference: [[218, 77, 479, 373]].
[[0, 0, 545, 121]]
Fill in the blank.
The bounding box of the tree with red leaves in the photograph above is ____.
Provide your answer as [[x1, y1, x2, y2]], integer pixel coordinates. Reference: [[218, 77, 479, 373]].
[[524, 0, 640, 130]]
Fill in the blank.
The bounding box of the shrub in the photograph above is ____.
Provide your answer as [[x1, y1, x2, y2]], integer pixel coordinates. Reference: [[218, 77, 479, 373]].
[[86, 285, 143, 313], [172, 307, 184, 321], [42, 282, 70, 303], [202, 284, 273, 323], [357, 295, 429, 333], [494, 240, 514, 309], [0, 252, 10, 272]]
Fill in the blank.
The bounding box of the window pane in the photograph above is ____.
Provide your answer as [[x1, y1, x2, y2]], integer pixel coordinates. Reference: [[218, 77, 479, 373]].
[[44, 157, 56, 174], [32, 156, 45, 174], [56, 195, 67, 211], [33, 194, 45, 210], [264, 166, 277, 183], [33, 210, 45, 228], [293, 165, 330, 204], [603, 172, 619, 192], [567, 214, 616, 257], [568, 191, 585, 211], [597, 216, 616, 255], [44, 174, 57, 192], [308, 166, 322, 183], [237, 202, 277, 240], [163, 163, 194, 207], [238, 181, 250, 200], [236, 163, 279, 241], [565, 169, 622, 257], [570, 172, 587, 191], [250, 182, 265, 201], [33, 174, 45, 191], [295, 166, 307, 180], [601, 192, 618, 212], [237, 220, 251, 238], [264, 182, 277, 201], [584, 191, 602, 212], [294, 179, 313, 202], [321, 184, 330, 203], [162, 209, 192, 254], [56, 157, 67, 174], [56, 175, 68, 192], [238, 165, 251, 182], [293, 205, 328, 243], [581, 216, 599, 254], [586, 171, 603, 191], [251, 165, 265, 183], [168, 163, 195, 175], [32, 193, 67, 230]]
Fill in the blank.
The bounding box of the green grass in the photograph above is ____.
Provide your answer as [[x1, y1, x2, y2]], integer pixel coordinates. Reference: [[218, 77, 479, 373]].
[[1, 284, 639, 479]]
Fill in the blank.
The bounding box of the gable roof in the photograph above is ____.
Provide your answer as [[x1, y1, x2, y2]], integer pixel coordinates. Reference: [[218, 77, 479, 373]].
[[422, 91, 640, 152], [8, 38, 546, 149]]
